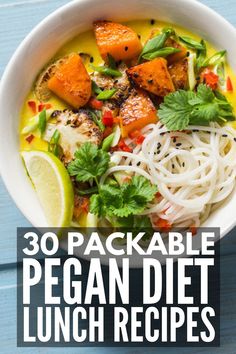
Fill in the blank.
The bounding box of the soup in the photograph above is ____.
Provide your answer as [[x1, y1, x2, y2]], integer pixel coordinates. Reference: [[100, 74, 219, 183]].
[[20, 20, 236, 230]]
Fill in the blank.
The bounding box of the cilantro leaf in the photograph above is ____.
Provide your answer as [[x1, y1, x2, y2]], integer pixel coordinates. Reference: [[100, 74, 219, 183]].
[[67, 142, 110, 182], [159, 84, 235, 131], [116, 215, 152, 229], [90, 176, 157, 218], [158, 90, 194, 130]]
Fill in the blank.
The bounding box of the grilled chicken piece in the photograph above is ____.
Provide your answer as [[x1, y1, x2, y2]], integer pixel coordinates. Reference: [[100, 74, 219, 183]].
[[44, 109, 102, 163], [91, 63, 131, 110], [168, 58, 188, 90]]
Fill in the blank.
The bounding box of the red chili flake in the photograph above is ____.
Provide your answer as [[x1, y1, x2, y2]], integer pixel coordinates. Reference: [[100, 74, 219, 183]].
[[155, 192, 162, 199], [27, 101, 37, 114], [203, 71, 219, 90], [38, 103, 52, 112], [88, 97, 103, 110], [153, 217, 172, 232], [227, 76, 234, 92], [102, 110, 114, 127], [136, 135, 145, 145], [25, 134, 35, 144], [117, 138, 132, 152]]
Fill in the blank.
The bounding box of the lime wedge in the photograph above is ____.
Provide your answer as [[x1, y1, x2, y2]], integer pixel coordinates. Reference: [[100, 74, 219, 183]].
[[21, 150, 74, 227]]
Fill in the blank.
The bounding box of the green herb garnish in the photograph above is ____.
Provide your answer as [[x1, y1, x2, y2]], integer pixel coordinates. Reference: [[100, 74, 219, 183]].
[[102, 133, 115, 151], [139, 27, 175, 62], [196, 40, 207, 71], [67, 142, 110, 184], [38, 109, 47, 137], [179, 36, 205, 51], [90, 175, 157, 218], [90, 65, 122, 78], [142, 47, 181, 60], [202, 50, 226, 68], [107, 53, 117, 70], [92, 80, 102, 95], [97, 88, 117, 100], [48, 129, 61, 156], [158, 84, 235, 131], [89, 110, 105, 132]]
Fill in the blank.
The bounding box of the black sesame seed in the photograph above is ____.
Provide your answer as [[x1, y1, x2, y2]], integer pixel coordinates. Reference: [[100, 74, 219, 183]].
[[160, 124, 164, 129], [125, 46, 129, 51], [173, 137, 177, 143], [172, 164, 175, 169], [66, 119, 71, 125], [114, 79, 118, 84], [137, 162, 141, 167], [157, 142, 162, 149], [220, 187, 224, 191], [186, 51, 190, 57], [150, 19, 155, 25], [176, 143, 182, 147], [165, 153, 169, 158], [157, 150, 160, 155], [234, 138, 236, 142], [148, 79, 153, 84], [222, 134, 228, 137], [138, 34, 141, 39], [90, 56, 94, 63], [193, 129, 199, 132], [182, 162, 185, 167], [160, 132, 165, 136]]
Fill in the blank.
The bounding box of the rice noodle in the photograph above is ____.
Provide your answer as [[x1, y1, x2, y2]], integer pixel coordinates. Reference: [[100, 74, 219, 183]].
[[104, 121, 236, 228]]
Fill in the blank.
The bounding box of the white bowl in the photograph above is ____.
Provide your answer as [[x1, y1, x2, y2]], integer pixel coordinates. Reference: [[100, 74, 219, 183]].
[[0, 0, 236, 266]]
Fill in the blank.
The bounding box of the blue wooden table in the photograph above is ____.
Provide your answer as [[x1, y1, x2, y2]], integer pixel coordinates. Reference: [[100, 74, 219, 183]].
[[0, 0, 236, 353]]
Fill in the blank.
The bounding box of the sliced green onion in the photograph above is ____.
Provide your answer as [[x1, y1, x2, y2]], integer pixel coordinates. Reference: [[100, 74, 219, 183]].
[[102, 133, 115, 151], [107, 53, 117, 70], [179, 36, 205, 50], [202, 50, 226, 67], [142, 47, 181, 60], [89, 110, 105, 132], [92, 80, 102, 94], [90, 65, 122, 77], [196, 39, 207, 71], [21, 109, 54, 135], [111, 125, 121, 147], [38, 109, 47, 137], [97, 88, 117, 100], [215, 62, 226, 89], [50, 129, 60, 144], [140, 27, 175, 60], [187, 53, 197, 91], [48, 129, 61, 156]]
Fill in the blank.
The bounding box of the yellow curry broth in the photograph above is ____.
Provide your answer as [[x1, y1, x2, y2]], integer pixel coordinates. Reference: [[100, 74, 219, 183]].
[[20, 19, 236, 151]]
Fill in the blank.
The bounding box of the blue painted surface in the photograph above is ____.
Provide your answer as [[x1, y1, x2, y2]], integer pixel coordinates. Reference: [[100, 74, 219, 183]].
[[0, 0, 236, 352]]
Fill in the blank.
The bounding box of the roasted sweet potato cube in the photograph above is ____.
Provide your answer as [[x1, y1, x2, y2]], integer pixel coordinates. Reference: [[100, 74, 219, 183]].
[[93, 21, 142, 62], [48, 53, 91, 109], [168, 58, 188, 90], [127, 58, 175, 97], [120, 88, 157, 137], [165, 38, 187, 64]]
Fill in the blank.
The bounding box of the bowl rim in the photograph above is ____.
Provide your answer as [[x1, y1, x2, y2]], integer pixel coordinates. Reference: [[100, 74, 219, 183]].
[[0, 0, 236, 267]]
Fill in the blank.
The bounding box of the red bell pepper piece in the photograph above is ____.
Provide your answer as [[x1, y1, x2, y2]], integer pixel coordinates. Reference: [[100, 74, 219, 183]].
[[38, 103, 52, 112], [102, 110, 114, 127], [27, 101, 37, 114], [227, 76, 233, 92], [203, 71, 219, 90], [25, 134, 35, 144], [88, 97, 103, 110]]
